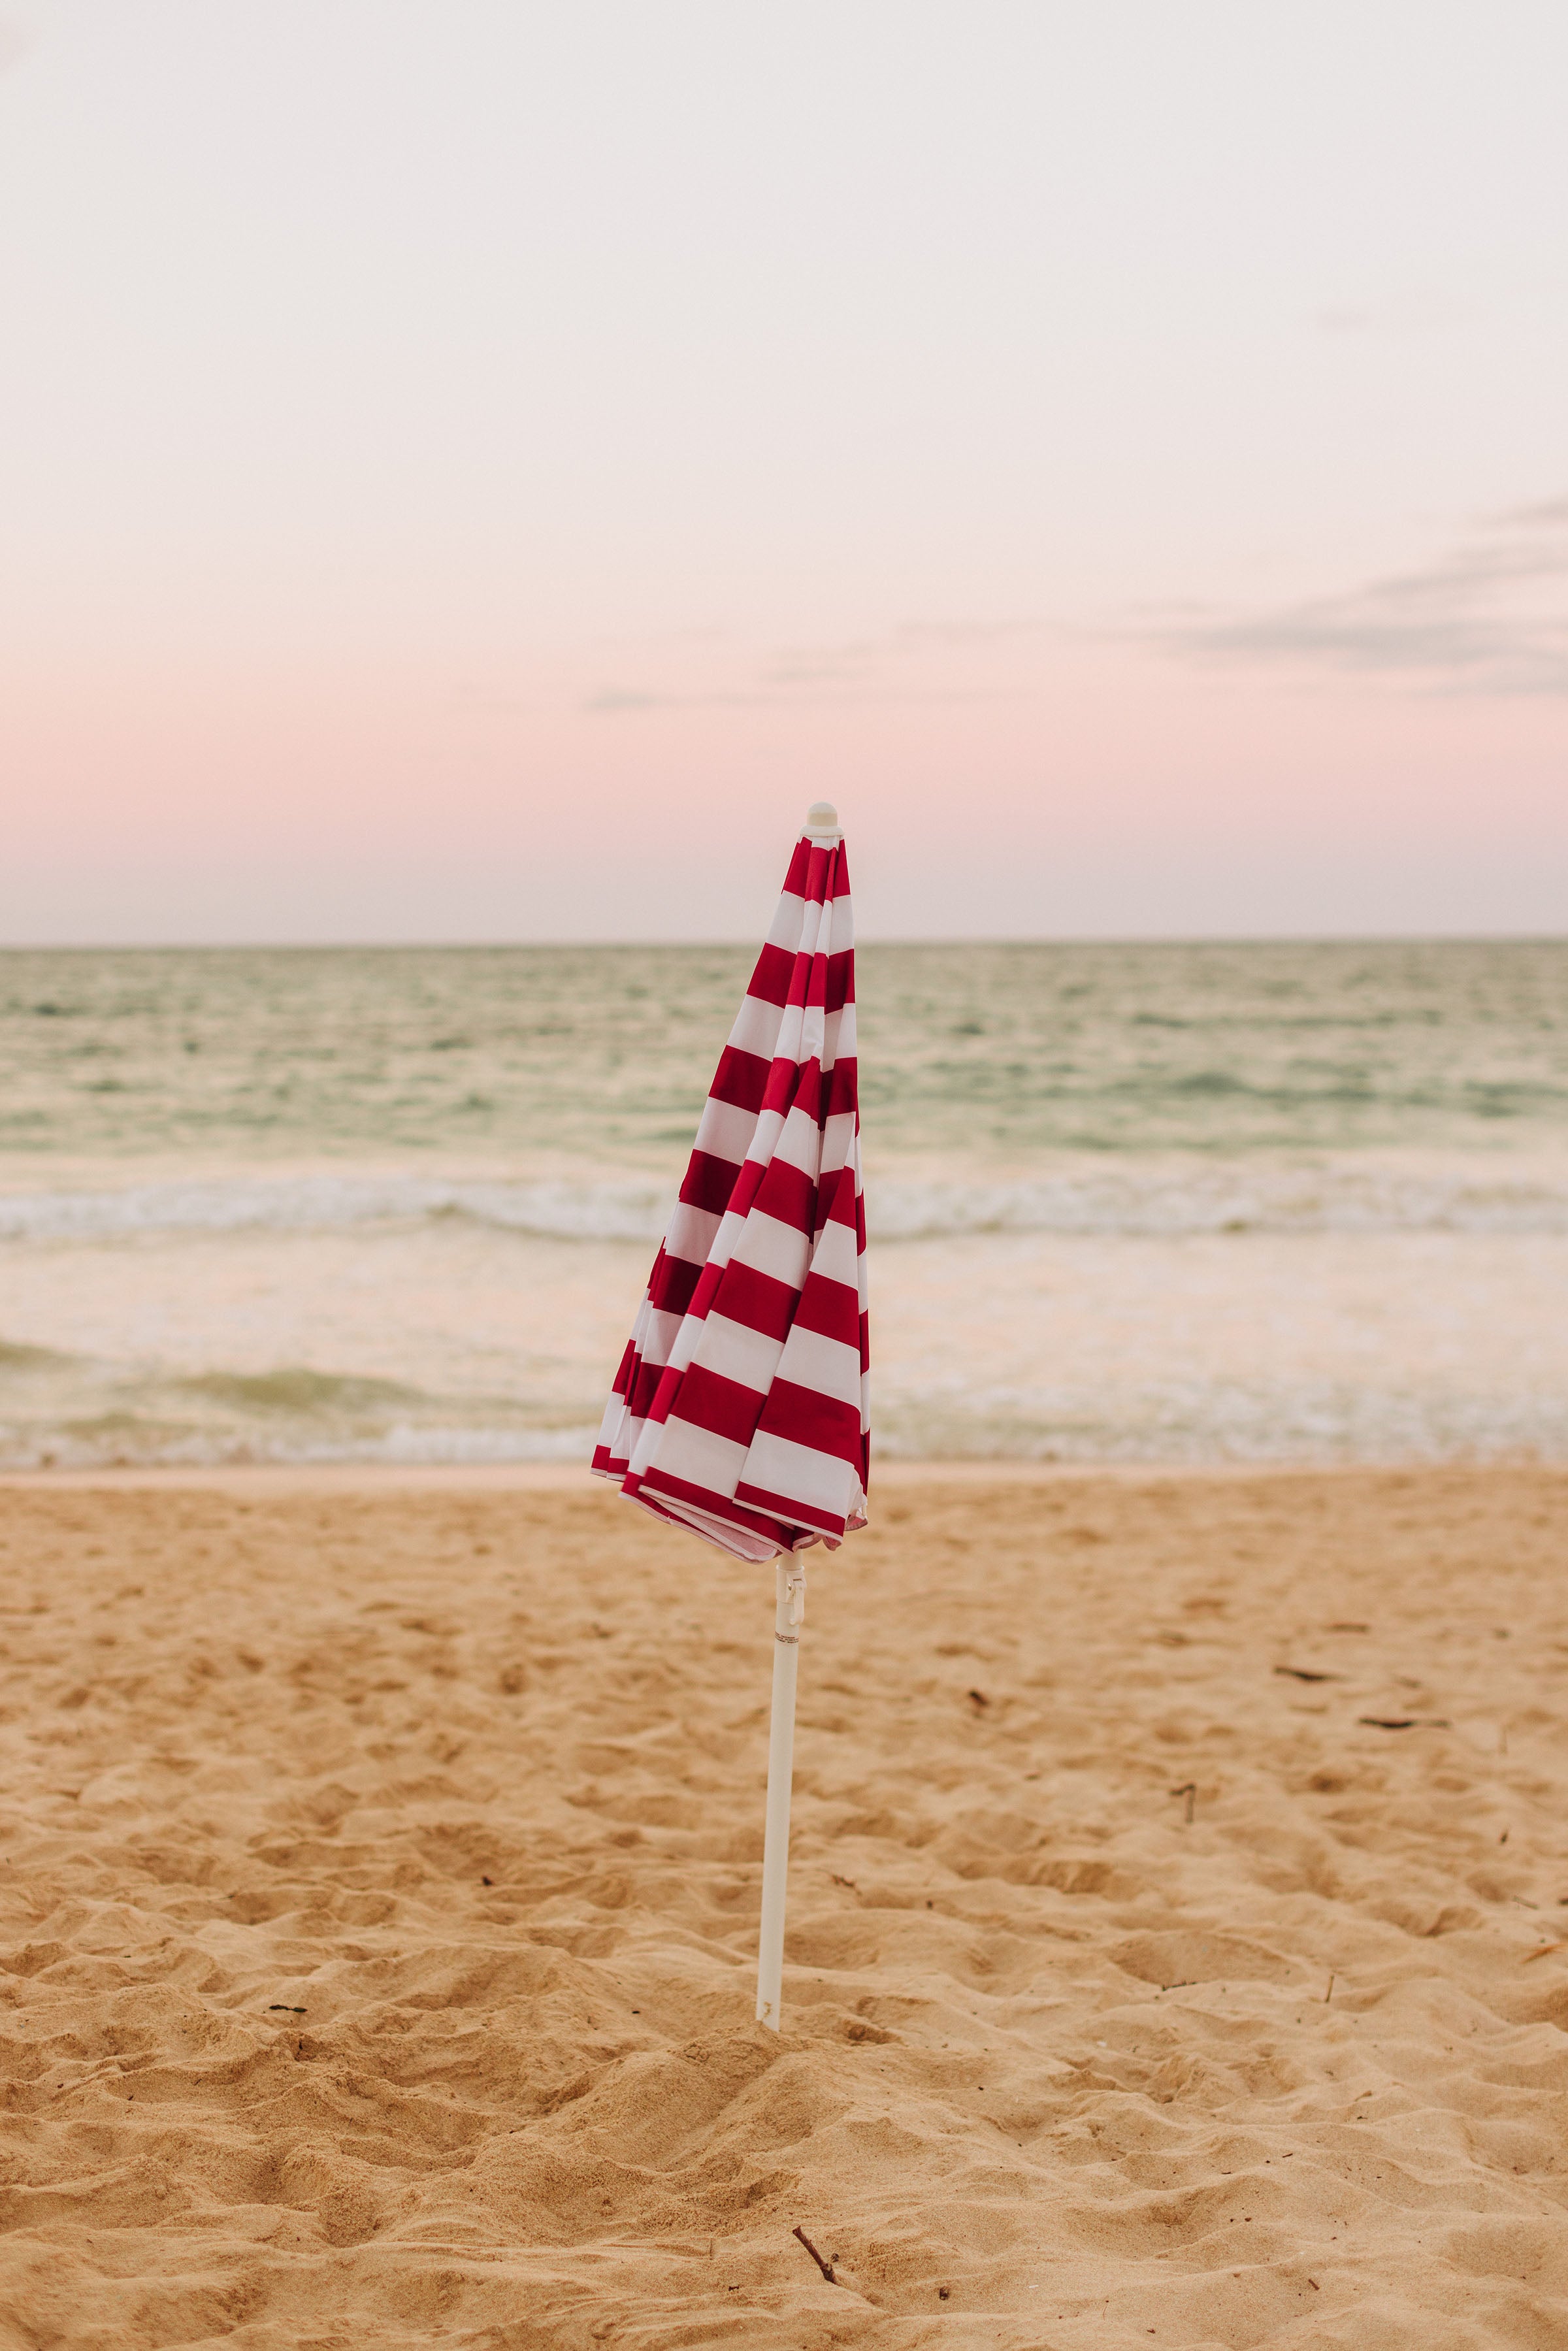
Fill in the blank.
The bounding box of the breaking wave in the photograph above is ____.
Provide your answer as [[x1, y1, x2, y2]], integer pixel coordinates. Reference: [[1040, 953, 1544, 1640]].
[[6, 1155, 1568, 1247]]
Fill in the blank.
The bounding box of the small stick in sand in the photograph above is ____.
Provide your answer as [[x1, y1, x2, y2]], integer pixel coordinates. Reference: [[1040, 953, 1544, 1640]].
[[1172, 1781, 1196, 1824], [793, 2226, 838, 2284], [1524, 1942, 1568, 1963], [1273, 1666, 1341, 1683], [1324, 1973, 1335, 2003]]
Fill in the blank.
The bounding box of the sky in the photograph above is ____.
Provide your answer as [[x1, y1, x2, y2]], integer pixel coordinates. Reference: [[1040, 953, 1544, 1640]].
[[1, 1, 1565, 943]]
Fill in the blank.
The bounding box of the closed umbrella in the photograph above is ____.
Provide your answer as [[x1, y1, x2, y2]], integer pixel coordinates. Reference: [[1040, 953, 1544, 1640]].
[[593, 801, 869, 2028]]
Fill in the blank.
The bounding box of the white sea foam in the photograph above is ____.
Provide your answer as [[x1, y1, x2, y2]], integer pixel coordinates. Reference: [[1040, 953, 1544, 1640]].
[[0, 1174, 672, 1246], [866, 1159, 1568, 1239], [5, 1155, 1568, 1248], [0, 1416, 601, 1473]]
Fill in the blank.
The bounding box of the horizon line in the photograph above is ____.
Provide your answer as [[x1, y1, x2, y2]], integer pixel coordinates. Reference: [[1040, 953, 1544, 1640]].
[[3, 929, 1567, 955]]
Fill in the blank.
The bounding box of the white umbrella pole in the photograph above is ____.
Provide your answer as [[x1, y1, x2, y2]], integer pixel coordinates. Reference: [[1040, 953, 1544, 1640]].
[[755, 1560, 805, 2030]]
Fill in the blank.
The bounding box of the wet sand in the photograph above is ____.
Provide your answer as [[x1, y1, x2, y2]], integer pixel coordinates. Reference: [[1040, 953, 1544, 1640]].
[[3, 1466, 1567, 2348]]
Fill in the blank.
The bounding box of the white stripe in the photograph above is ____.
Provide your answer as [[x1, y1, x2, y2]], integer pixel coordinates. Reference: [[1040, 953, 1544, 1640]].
[[764, 890, 807, 950], [664, 1201, 721, 1265], [798, 893, 834, 961], [649, 1416, 748, 1497], [627, 1304, 683, 1370], [598, 1401, 648, 1466], [704, 1202, 749, 1274], [772, 1324, 862, 1409], [744, 1105, 785, 1168], [730, 1208, 811, 1292], [817, 1110, 858, 1174], [625, 1404, 666, 1481], [740, 1430, 863, 1521], [805, 1215, 859, 1290], [692, 1094, 757, 1167], [695, 1311, 786, 1396], [666, 1306, 709, 1375], [772, 1000, 805, 1068], [823, 1002, 857, 1065], [772, 1104, 824, 1179], [729, 992, 787, 1060]]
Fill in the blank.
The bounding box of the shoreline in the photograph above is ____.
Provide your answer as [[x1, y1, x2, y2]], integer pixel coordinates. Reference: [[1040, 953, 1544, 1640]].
[[0, 1453, 1547, 1494]]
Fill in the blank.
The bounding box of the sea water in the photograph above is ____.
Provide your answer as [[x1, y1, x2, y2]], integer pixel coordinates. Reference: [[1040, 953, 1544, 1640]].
[[2, 940, 1565, 1468]]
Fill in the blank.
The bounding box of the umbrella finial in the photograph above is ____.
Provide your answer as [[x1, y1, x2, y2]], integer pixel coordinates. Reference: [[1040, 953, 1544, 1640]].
[[804, 800, 839, 834]]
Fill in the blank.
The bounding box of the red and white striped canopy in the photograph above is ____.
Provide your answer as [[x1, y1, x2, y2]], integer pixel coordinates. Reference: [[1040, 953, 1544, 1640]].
[[593, 816, 869, 1563]]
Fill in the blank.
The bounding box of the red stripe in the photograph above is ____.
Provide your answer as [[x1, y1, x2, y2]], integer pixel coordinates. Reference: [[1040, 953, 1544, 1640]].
[[790, 1271, 861, 1349], [637, 1356, 687, 1434], [625, 1490, 775, 1558], [734, 1477, 847, 1540], [648, 1249, 702, 1317], [670, 1364, 766, 1448], [639, 1466, 794, 1549], [823, 1057, 858, 1115], [817, 1163, 858, 1231], [777, 1057, 823, 1125], [710, 1045, 770, 1113], [711, 1259, 800, 1343], [749, 944, 853, 1012], [780, 836, 847, 907], [752, 1155, 815, 1238], [626, 1351, 667, 1419], [680, 1149, 743, 1216], [753, 1377, 864, 1464], [762, 1051, 819, 1123]]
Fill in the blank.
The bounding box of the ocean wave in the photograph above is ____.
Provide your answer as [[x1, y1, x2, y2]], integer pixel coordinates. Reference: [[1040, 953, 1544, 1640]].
[[0, 1409, 601, 1472], [0, 1174, 672, 1246], [6, 1157, 1568, 1246], [867, 1163, 1568, 1239]]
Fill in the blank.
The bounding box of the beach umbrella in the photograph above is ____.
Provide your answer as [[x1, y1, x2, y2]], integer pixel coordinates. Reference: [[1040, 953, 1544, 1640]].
[[593, 801, 869, 2030]]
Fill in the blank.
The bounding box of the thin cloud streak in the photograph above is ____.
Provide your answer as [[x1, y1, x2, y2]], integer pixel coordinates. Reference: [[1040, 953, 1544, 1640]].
[[581, 617, 1044, 715], [1152, 502, 1568, 697]]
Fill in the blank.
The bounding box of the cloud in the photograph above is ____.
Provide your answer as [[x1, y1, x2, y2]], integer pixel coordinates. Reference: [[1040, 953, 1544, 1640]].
[[1311, 287, 1467, 339], [1152, 501, 1568, 697], [581, 687, 672, 714], [580, 618, 1037, 714]]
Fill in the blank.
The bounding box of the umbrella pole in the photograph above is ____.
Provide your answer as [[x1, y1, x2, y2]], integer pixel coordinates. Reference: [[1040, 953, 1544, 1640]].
[[755, 1560, 804, 2030]]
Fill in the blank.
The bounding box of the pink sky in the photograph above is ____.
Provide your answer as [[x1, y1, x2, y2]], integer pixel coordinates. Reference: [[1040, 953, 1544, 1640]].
[[2, 3, 1565, 940]]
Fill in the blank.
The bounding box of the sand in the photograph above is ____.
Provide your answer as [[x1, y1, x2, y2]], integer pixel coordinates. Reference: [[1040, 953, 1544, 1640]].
[[3, 1466, 1568, 2349]]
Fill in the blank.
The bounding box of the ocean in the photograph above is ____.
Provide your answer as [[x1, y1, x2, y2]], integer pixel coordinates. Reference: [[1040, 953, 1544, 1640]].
[[3, 940, 1566, 1469]]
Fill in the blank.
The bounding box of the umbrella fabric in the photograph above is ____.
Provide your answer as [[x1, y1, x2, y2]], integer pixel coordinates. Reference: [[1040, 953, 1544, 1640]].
[[593, 823, 868, 1563]]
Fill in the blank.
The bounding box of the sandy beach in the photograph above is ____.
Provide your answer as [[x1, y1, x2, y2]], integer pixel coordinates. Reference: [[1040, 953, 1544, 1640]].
[[3, 1464, 1568, 2348]]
